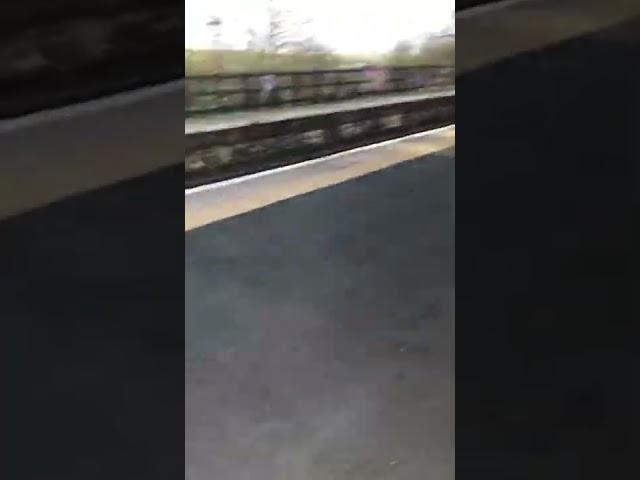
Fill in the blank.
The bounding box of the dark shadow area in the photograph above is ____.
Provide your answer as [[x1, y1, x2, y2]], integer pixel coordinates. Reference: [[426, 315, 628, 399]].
[[456, 16, 639, 479], [3, 166, 185, 479], [0, 0, 182, 118]]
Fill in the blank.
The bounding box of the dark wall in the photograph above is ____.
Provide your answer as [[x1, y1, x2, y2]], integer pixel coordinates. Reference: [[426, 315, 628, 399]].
[[456, 15, 640, 478], [0, 0, 182, 118]]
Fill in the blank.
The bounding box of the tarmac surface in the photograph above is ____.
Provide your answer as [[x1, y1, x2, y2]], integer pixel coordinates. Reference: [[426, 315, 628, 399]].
[[185, 147, 455, 480]]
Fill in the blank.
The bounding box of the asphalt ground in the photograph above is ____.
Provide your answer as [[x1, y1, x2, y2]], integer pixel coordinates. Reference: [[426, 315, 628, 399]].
[[186, 148, 455, 479]]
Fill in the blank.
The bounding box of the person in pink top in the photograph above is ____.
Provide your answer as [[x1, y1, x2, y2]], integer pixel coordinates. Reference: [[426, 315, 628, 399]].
[[362, 65, 387, 92]]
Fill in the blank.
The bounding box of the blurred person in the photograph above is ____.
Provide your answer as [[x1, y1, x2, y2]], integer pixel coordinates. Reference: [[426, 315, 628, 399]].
[[362, 64, 387, 92], [259, 74, 278, 103], [372, 66, 387, 91]]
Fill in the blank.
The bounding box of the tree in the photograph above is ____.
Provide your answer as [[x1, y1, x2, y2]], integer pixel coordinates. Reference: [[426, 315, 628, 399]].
[[245, 2, 333, 55], [388, 39, 417, 66], [292, 36, 336, 68], [419, 36, 454, 66], [265, 3, 290, 53], [392, 40, 414, 57], [206, 16, 222, 48], [243, 2, 336, 70], [246, 1, 295, 53]]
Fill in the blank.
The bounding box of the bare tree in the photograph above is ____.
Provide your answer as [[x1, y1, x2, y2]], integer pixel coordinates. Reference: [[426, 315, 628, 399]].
[[246, 2, 333, 55], [265, 3, 290, 53], [246, 1, 294, 53], [206, 16, 222, 47]]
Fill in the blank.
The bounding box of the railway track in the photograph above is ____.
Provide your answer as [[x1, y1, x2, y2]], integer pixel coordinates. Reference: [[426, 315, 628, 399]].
[[185, 93, 454, 188]]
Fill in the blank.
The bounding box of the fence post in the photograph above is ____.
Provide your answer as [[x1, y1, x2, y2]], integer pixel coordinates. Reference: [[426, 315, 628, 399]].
[[291, 73, 300, 105], [317, 72, 324, 103], [242, 75, 251, 109]]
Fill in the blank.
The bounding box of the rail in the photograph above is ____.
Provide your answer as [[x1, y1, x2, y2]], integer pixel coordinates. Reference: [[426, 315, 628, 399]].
[[186, 93, 454, 187]]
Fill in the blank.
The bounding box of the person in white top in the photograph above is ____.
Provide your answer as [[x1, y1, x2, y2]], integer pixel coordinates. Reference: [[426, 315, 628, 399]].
[[259, 74, 278, 103]]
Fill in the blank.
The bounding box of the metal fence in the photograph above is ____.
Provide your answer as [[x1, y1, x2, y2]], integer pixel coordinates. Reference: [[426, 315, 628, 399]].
[[185, 65, 454, 114]]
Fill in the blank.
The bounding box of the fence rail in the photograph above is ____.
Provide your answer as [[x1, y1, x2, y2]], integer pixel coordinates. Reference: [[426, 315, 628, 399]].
[[185, 65, 454, 114]]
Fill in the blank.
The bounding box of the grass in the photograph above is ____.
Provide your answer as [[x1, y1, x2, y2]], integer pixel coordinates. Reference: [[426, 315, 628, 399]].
[[185, 42, 454, 76], [185, 49, 385, 76]]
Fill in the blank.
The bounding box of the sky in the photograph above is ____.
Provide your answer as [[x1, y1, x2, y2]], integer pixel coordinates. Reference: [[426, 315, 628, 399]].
[[185, 0, 454, 55]]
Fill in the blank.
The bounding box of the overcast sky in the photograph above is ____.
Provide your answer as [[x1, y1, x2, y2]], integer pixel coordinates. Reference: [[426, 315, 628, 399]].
[[185, 0, 454, 55]]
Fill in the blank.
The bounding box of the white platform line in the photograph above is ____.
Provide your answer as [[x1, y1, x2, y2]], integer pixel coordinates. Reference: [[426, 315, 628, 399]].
[[185, 124, 455, 196]]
